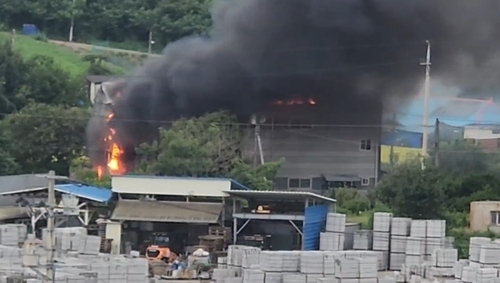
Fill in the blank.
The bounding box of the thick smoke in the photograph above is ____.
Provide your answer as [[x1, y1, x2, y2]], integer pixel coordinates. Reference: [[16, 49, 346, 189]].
[[87, 0, 500, 167]]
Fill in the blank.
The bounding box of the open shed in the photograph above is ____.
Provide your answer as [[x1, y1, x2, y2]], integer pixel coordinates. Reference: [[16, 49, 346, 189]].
[[225, 190, 336, 250], [0, 183, 112, 233]]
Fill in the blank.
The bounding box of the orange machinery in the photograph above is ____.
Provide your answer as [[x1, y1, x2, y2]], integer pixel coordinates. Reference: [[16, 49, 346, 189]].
[[145, 245, 178, 263]]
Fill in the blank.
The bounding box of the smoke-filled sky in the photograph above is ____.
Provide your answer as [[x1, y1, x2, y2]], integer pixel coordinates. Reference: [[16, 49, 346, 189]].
[[87, 0, 500, 166]]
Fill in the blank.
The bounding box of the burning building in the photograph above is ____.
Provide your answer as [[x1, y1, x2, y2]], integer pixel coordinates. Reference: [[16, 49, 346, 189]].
[[87, 0, 500, 190]]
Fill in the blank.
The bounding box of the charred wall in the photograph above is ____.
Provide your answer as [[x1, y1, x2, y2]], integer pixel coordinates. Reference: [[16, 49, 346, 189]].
[[243, 99, 382, 190]]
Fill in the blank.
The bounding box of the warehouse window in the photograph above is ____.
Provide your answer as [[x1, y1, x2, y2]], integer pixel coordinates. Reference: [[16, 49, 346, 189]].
[[361, 178, 370, 186], [493, 129, 500, 134], [491, 211, 500, 225], [360, 139, 372, 151], [288, 178, 311, 189]]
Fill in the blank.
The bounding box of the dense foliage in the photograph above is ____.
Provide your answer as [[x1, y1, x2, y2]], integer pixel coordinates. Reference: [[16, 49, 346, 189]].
[[0, 40, 101, 175], [135, 111, 283, 190], [0, 0, 213, 50]]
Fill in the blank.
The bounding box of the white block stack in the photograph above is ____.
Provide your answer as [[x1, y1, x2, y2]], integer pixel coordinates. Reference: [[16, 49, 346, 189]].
[[0, 224, 27, 246], [300, 251, 324, 274], [282, 273, 306, 283], [242, 269, 265, 283], [373, 213, 392, 252], [468, 237, 492, 264], [425, 220, 446, 260], [389, 217, 411, 271], [405, 236, 425, 269], [242, 247, 261, 269], [320, 213, 346, 251], [353, 230, 373, 250]]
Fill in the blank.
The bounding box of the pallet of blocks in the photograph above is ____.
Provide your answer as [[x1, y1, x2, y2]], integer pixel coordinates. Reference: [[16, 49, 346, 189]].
[[214, 246, 400, 283], [320, 213, 346, 251], [451, 237, 500, 283], [0, 224, 27, 246]]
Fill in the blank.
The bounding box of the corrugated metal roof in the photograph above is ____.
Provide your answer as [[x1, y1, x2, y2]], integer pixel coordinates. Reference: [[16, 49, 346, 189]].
[[118, 175, 250, 190], [0, 184, 112, 203], [111, 200, 223, 223], [0, 206, 27, 220], [225, 190, 336, 204]]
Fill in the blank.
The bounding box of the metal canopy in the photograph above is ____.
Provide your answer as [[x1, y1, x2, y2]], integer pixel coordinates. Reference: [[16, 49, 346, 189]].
[[224, 190, 336, 204], [111, 200, 223, 223]]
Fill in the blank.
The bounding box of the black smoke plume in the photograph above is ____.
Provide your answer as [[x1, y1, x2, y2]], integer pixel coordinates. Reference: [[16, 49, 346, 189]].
[[87, 0, 500, 168]]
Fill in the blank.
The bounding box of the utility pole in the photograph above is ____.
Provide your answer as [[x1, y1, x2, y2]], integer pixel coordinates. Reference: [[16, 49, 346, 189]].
[[389, 112, 396, 166], [35, 171, 67, 283], [148, 31, 153, 55], [69, 0, 75, 42], [434, 119, 440, 166], [420, 40, 431, 170], [46, 170, 56, 283]]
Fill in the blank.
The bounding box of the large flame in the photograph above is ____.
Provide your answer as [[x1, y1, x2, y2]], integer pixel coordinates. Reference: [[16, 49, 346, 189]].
[[272, 98, 317, 105], [97, 112, 126, 178]]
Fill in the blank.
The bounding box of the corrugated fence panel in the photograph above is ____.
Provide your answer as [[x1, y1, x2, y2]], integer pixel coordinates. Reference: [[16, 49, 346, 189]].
[[303, 204, 329, 250]]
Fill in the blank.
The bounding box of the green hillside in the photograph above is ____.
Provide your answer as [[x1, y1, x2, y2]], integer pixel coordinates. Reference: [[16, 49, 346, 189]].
[[0, 32, 124, 76]]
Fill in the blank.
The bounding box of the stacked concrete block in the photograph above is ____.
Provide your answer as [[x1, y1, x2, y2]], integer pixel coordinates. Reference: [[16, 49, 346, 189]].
[[228, 245, 244, 267], [77, 235, 101, 255], [478, 241, 500, 266], [282, 251, 301, 272], [300, 251, 324, 274], [0, 224, 27, 246], [242, 269, 265, 283], [334, 258, 359, 280], [242, 247, 261, 269], [404, 236, 425, 269], [373, 213, 392, 254], [323, 252, 336, 275], [306, 273, 322, 283], [264, 272, 282, 283], [282, 273, 306, 283], [389, 217, 411, 271], [321, 213, 346, 251], [320, 232, 344, 251], [431, 248, 457, 268], [459, 266, 477, 282], [468, 237, 493, 264], [218, 257, 228, 269], [353, 230, 373, 250], [213, 268, 236, 282], [476, 268, 497, 283], [259, 251, 283, 272], [425, 220, 446, 259]]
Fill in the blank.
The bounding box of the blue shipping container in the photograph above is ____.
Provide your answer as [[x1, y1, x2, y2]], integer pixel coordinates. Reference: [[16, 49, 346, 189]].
[[302, 204, 329, 250]]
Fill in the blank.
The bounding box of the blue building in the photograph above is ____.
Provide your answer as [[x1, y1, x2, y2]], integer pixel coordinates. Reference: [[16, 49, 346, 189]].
[[383, 94, 500, 148]]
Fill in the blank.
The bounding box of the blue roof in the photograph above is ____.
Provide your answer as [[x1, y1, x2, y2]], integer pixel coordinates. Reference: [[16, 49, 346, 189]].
[[54, 184, 112, 203], [119, 175, 250, 190], [393, 96, 500, 133]]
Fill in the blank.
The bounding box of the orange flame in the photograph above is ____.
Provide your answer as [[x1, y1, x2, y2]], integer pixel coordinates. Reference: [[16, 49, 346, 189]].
[[97, 166, 104, 179], [272, 98, 317, 106], [96, 111, 126, 178]]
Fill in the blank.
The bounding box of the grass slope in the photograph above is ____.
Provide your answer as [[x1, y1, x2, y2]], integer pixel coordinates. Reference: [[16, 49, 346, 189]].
[[0, 32, 124, 76]]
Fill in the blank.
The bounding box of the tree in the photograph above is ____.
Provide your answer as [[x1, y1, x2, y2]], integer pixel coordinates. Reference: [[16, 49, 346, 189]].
[[429, 141, 493, 175], [136, 111, 283, 190], [377, 161, 449, 219], [0, 130, 19, 175], [0, 41, 30, 116], [19, 55, 86, 107], [1, 103, 90, 175], [70, 156, 111, 188]]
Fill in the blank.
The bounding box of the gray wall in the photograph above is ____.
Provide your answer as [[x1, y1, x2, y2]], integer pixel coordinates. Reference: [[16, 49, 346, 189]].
[[243, 100, 382, 191], [0, 174, 49, 206]]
